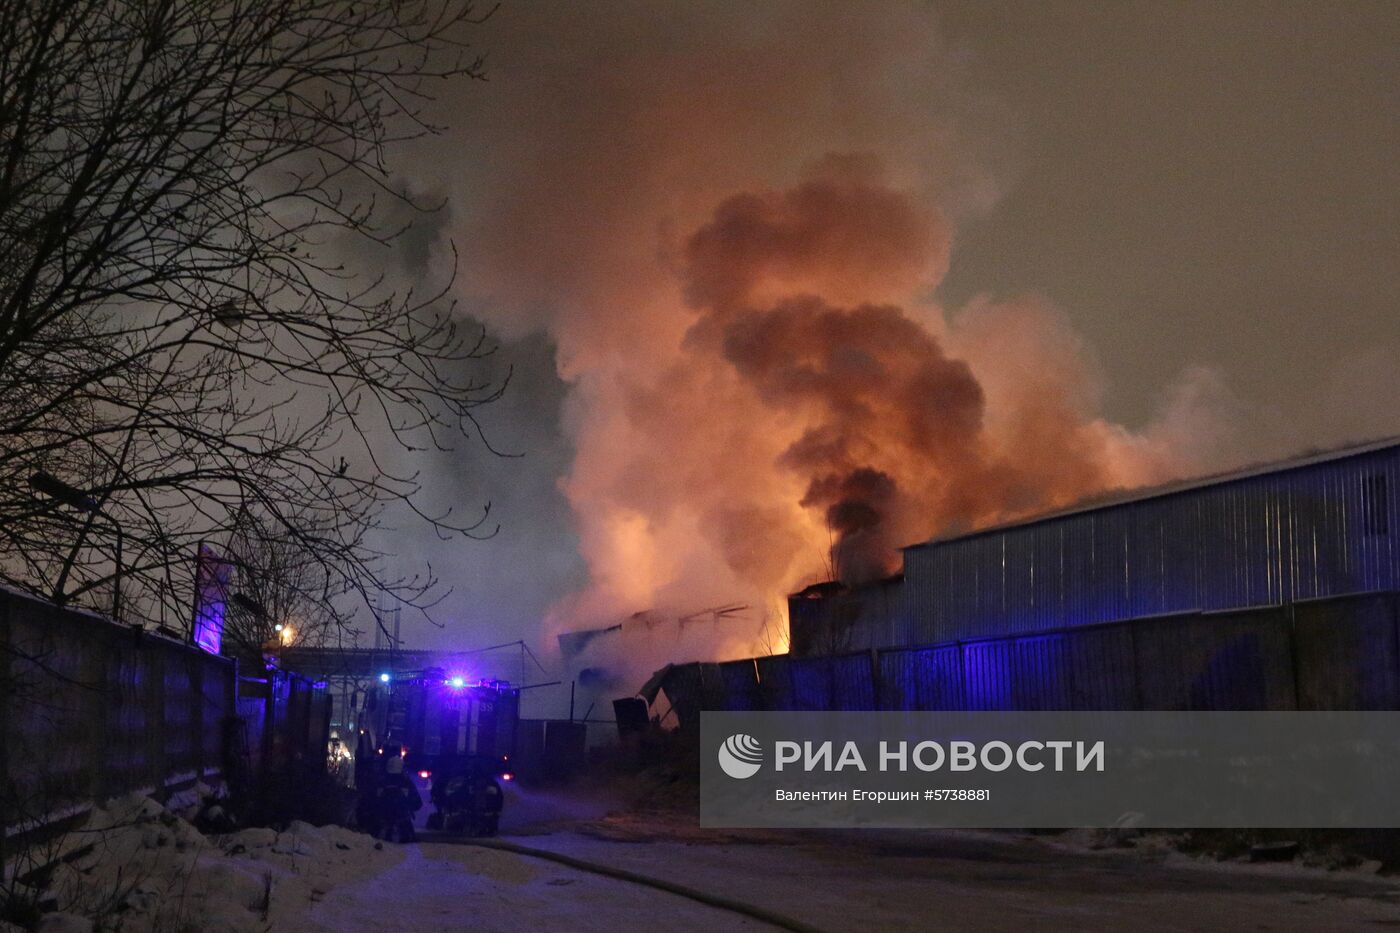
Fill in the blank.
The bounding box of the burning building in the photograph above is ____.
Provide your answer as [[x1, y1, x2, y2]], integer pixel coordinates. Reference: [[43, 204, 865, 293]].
[[649, 437, 1399, 725], [789, 436, 1399, 655]]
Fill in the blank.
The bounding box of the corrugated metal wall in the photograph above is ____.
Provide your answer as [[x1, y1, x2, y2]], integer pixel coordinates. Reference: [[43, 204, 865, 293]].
[[1066, 624, 1138, 709], [216, 670, 329, 780], [660, 591, 1400, 728], [789, 576, 904, 656], [877, 644, 961, 710], [1132, 608, 1297, 710], [900, 444, 1400, 645], [830, 654, 876, 711], [718, 659, 762, 711], [788, 657, 831, 710], [1293, 592, 1400, 709]]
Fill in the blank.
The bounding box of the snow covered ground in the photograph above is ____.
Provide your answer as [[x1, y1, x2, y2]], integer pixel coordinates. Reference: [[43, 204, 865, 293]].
[[6, 793, 396, 932], [296, 842, 766, 932], [511, 822, 1400, 931], [12, 783, 1400, 931]]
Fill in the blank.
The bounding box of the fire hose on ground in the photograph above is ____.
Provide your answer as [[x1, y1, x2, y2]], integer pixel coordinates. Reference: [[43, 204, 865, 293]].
[[450, 836, 827, 933]]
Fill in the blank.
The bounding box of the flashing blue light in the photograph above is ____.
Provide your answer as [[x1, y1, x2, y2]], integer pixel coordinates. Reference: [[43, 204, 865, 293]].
[[450, 676, 465, 688], [379, 672, 391, 683]]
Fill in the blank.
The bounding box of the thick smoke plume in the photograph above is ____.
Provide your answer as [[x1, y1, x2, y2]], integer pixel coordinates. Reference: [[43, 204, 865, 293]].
[[527, 155, 1221, 650], [676, 156, 1204, 589], [442, 4, 1234, 657]]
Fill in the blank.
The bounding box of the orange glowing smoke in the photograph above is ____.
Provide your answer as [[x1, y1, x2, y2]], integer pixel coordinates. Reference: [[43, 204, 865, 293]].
[[449, 4, 1236, 653], [674, 155, 1202, 589], [538, 156, 1220, 650]]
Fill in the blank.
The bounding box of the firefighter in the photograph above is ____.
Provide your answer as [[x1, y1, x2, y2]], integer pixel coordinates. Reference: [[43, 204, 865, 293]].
[[376, 748, 422, 843]]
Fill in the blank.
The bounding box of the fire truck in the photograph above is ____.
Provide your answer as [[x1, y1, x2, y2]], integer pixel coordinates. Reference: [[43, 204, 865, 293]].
[[362, 668, 519, 835]]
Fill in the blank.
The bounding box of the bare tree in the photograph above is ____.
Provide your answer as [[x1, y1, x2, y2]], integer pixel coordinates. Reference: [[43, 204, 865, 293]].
[[219, 504, 344, 667], [0, 0, 503, 636]]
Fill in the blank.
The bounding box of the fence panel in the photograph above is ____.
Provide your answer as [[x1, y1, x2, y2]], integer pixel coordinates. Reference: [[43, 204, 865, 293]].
[[1, 589, 236, 838], [235, 691, 267, 774], [755, 655, 795, 710], [1134, 608, 1295, 710], [718, 659, 761, 711], [653, 590, 1399, 718], [1066, 624, 1139, 709], [694, 663, 730, 713], [5, 598, 94, 817], [830, 653, 876, 710], [163, 653, 196, 778], [876, 645, 961, 710], [874, 647, 917, 710], [788, 657, 832, 710], [1293, 593, 1400, 709], [203, 657, 233, 771], [103, 628, 152, 795], [1006, 634, 1073, 710], [961, 640, 1016, 710]]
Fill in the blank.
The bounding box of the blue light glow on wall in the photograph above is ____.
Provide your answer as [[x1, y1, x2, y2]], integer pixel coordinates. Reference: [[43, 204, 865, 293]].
[[192, 543, 232, 654]]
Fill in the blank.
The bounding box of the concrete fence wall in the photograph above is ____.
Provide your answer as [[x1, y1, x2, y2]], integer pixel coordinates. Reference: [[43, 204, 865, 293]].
[[658, 591, 1400, 729], [0, 586, 329, 841]]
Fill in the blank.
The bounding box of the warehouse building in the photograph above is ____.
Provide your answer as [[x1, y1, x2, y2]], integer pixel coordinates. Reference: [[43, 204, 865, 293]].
[[653, 438, 1400, 722], [790, 436, 1399, 655]]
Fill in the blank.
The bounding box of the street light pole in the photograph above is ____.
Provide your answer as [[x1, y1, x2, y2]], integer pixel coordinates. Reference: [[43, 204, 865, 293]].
[[29, 471, 123, 623]]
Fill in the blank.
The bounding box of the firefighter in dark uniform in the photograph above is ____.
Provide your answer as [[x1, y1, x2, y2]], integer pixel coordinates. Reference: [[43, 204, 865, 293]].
[[376, 747, 422, 842]]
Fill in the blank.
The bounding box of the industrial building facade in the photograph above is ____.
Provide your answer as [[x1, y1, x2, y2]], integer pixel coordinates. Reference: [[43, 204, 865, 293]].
[[791, 438, 1399, 655]]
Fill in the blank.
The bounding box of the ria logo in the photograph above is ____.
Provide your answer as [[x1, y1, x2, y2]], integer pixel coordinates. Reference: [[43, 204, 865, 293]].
[[718, 733, 764, 779]]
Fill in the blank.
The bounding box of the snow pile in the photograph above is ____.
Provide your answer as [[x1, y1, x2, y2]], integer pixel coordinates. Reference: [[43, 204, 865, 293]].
[[27, 793, 398, 932]]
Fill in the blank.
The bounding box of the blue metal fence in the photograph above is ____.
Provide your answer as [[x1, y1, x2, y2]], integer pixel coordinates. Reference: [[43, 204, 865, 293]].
[[658, 591, 1400, 726]]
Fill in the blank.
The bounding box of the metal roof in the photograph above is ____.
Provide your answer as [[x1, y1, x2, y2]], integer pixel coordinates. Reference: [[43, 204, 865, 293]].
[[904, 434, 1400, 552]]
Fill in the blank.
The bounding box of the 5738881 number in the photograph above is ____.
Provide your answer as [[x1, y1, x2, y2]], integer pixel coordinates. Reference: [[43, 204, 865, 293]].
[[930, 789, 989, 801]]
